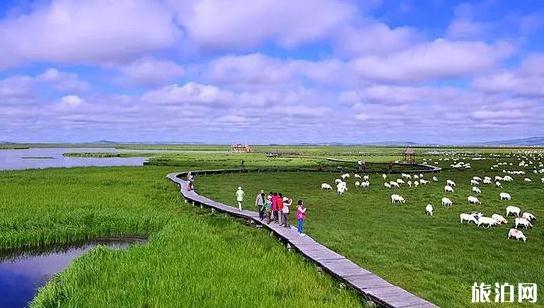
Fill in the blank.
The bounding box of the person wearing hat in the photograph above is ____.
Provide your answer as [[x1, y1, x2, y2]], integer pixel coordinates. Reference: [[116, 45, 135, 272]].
[[235, 186, 245, 211], [282, 196, 292, 228]]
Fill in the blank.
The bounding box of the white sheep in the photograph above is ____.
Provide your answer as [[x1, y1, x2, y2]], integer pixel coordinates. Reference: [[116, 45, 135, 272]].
[[503, 176, 513, 182], [541, 177, 544, 183], [401, 173, 411, 179], [460, 213, 477, 224], [470, 180, 479, 186], [505, 206, 521, 217], [361, 181, 370, 188], [382, 174, 387, 180], [444, 185, 454, 193], [363, 175, 369, 181], [491, 214, 507, 224], [321, 183, 333, 190], [355, 181, 361, 187], [495, 176, 503, 181], [499, 192, 511, 200], [477, 217, 498, 228], [483, 178, 492, 184], [522, 212, 536, 222], [442, 197, 453, 207], [354, 174, 362, 179], [334, 179, 342, 184], [524, 178, 532, 182], [341, 173, 350, 179], [507, 228, 526, 242], [391, 194, 405, 204], [495, 181, 502, 188], [446, 180, 456, 187], [467, 196, 481, 204], [419, 179, 429, 185], [384, 182, 391, 189], [514, 218, 533, 229], [425, 204, 433, 216], [473, 176, 482, 181], [414, 174, 419, 179], [390, 181, 400, 188], [432, 176, 438, 182], [472, 186, 481, 194], [396, 179, 405, 184], [414, 180, 419, 187], [407, 181, 412, 187]]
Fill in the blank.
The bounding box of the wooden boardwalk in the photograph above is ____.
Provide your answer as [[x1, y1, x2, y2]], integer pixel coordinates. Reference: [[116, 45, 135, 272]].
[[167, 171, 438, 308]]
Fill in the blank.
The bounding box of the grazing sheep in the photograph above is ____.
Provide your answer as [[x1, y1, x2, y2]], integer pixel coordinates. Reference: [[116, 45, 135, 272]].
[[355, 181, 361, 187], [522, 212, 536, 222], [483, 178, 492, 184], [495, 176, 503, 181], [444, 185, 454, 193], [442, 197, 453, 207], [472, 186, 481, 194], [414, 180, 419, 187], [506, 206, 521, 217], [425, 204, 433, 216], [514, 218, 533, 229], [470, 180, 479, 186], [460, 213, 477, 224], [495, 181, 502, 187], [524, 178, 532, 182], [391, 194, 405, 204], [541, 177, 544, 183], [321, 183, 333, 190], [446, 180, 456, 187], [503, 176, 513, 182], [361, 181, 370, 188], [432, 176, 438, 182], [507, 228, 526, 242], [384, 182, 391, 189], [335, 179, 342, 184], [363, 175, 369, 181], [414, 175, 419, 179], [401, 173, 411, 179], [354, 174, 362, 179], [468, 196, 481, 204], [341, 173, 350, 180], [419, 179, 429, 185], [473, 176, 482, 181], [477, 217, 498, 228], [382, 174, 387, 180], [491, 214, 507, 224], [390, 181, 400, 188], [396, 179, 405, 184], [407, 181, 412, 187], [499, 192, 511, 200]]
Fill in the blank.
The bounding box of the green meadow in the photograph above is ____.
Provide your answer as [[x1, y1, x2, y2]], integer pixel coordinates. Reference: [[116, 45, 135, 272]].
[[0, 166, 361, 307]]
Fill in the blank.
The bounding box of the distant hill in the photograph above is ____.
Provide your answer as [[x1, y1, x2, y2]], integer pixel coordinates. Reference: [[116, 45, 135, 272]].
[[479, 137, 544, 146]]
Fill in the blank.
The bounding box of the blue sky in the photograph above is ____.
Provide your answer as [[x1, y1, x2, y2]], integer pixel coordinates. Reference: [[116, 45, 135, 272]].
[[0, 0, 543, 144]]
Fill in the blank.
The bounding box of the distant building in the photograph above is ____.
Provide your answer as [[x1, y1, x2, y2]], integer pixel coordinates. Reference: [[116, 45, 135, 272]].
[[402, 147, 416, 163], [230, 144, 253, 153]]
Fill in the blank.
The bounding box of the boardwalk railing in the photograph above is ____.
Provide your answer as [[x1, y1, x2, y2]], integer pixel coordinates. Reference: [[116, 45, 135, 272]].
[[166, 169, 438, 308]]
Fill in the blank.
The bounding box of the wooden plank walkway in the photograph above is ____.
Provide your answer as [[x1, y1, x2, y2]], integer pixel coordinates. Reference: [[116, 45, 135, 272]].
[[167, 171, 438, 308]]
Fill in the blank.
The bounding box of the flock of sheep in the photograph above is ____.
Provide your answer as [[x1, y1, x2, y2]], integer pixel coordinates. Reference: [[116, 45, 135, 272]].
[[320, 151, 543, 243]]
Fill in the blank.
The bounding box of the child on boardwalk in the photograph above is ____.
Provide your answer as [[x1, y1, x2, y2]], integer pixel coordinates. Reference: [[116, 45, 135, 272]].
[[296, 200, 307, 235]]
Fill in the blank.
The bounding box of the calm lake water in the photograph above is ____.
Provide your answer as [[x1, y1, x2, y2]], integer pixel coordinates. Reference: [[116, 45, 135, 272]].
[[0, 148, 146, 170], [0, 238, 146, 307]]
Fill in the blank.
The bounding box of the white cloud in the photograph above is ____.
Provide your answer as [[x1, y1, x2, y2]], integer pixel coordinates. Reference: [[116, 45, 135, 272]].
[[118, 58, 184, 86], [0, 0, 179, 67], [141, 82, 233, 105], [352, 39, 514, 82], [37, 68, 90, 91]]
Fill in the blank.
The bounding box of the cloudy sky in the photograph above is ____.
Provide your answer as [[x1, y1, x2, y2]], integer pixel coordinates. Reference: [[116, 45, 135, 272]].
[[0, 0, 543, 144]]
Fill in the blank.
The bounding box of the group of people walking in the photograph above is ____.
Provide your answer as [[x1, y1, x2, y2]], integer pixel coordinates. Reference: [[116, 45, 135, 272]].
[[236, 187, 307, 235]]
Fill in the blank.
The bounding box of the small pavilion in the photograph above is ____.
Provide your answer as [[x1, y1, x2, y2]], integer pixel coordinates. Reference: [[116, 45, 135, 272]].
[[402, 148, 416, 163]]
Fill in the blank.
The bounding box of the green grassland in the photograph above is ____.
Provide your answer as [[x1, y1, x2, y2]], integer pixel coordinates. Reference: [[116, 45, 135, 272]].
[[196, 152, 544, 307], [0, 166, 361, 307]]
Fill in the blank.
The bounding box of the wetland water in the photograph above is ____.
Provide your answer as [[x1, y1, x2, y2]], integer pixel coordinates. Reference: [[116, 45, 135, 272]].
[[0, 148, 146, 170], [0, 238, 146, 307]]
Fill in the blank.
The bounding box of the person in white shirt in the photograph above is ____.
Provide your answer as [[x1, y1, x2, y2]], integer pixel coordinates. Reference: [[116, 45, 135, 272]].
[[282, 197, 292, 228], [235, 187, 245, 211]]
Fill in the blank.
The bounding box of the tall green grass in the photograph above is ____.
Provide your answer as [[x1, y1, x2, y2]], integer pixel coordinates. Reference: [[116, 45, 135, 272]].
[[0, 166, 361, 307]]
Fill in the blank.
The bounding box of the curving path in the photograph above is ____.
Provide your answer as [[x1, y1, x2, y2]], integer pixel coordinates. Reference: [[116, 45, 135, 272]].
[[167, 170, 438, 308]]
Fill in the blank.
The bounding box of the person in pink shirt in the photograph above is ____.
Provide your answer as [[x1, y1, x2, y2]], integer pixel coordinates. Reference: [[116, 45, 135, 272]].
[[271, 192, 279, 223], [296, 200, 307, 236]]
